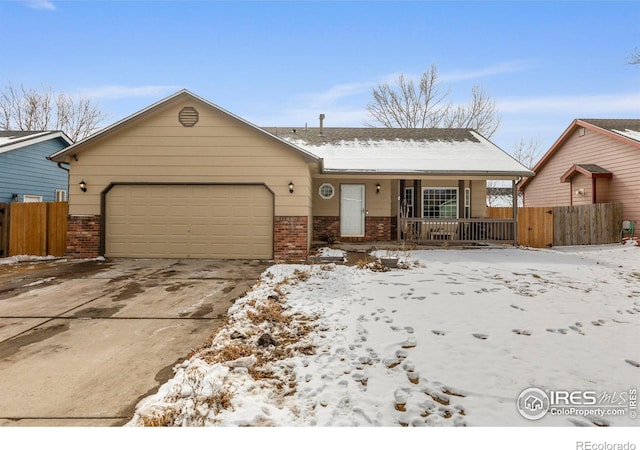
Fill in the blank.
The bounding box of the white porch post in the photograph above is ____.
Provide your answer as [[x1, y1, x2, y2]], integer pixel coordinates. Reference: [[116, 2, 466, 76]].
[[397, 179, 401, 242], [512, 180, 518, 246]]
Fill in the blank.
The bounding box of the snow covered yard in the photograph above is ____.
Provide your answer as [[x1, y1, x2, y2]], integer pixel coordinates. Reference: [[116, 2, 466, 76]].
[[128, 244, 639, 428]]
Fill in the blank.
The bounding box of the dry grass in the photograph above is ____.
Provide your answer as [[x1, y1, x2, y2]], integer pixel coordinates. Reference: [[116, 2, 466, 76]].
[[246, 298, 292, 326], [137, 271, 322, 426], [140, 407, 179, 427]]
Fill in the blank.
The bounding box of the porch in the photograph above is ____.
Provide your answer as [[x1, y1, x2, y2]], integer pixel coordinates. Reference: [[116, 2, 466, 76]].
[[398, 217, 516, 245], [395, 179, 518, 246]]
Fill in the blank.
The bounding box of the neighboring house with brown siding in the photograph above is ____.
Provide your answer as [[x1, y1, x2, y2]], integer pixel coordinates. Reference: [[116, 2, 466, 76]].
[[518, 119, 640, 228], [50, 90, 532, 261]]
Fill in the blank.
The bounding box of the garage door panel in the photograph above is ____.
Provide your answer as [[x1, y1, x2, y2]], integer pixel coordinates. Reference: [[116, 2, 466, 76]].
[[106, 185, 273, 259]]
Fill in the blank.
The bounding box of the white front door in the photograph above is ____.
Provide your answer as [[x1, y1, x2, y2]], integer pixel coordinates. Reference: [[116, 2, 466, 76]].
[[340, 184, 365, 236]]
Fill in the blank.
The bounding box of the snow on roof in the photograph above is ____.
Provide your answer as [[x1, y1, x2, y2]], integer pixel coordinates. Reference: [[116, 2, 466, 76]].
[[282, 130, 532, 177], [612, 128, 640, 143]]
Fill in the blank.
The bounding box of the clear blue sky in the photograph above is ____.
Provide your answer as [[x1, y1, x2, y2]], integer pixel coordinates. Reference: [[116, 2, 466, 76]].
[[1, 0, 639, 154]]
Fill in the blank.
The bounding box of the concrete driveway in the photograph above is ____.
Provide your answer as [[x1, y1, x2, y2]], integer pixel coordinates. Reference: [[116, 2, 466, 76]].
[[0, 258, 269, 426]]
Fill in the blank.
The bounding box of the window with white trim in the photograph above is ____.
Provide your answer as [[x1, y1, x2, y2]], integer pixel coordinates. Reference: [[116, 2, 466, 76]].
[[422, 188, 458, 218], [55, 189, 67, 202], [23, 195, 43, 203], [319, 183, 335, 199]]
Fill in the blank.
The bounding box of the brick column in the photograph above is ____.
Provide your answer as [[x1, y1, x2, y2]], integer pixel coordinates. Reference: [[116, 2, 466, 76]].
[[67, 215, 101, 259], [365, 216, 393, 241], [273, 216, 308, 260]]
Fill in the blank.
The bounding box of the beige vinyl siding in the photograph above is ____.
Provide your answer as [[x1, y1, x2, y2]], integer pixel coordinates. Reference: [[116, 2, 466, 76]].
[[471, 180, 487, 217], [523, 127, 640, 224], [312, 178, 487, 218], [67, 96, 312, 217], [312, 179, 391, 217]]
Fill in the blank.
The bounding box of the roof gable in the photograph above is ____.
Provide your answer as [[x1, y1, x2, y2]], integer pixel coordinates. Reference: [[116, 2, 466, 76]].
[[0, 130, 73, 155], [49, 90, 319, 163], [560, 164, 613, 183], [519, 118, 640, 190]]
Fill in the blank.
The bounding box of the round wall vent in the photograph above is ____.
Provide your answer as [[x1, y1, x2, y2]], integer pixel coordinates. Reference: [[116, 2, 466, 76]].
[[179, 107, 199, 127]]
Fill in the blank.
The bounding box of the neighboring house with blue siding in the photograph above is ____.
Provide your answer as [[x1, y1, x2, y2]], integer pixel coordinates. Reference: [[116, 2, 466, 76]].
[[0, 131, 73, 203]]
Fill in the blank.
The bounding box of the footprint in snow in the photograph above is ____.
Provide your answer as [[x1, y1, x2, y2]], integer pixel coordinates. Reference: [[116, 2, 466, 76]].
[[546, 328, 568, 334], [402, 336, 417, 348], [512, 329, 532, 336], [472, 333, 488, 340], [569, 325, 584, 335], [510, 304, 526, 311], [431, 330, 446, 336], [591, 319, 606, 326], [625, 359, 640, 368]]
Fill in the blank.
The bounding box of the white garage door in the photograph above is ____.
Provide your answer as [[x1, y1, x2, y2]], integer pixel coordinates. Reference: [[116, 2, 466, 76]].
[[105, 184, 273, 259]]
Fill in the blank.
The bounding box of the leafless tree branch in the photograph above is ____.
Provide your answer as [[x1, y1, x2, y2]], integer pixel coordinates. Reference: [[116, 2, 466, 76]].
[[0, 82, 106, 141], [366, 64, 500, 138]]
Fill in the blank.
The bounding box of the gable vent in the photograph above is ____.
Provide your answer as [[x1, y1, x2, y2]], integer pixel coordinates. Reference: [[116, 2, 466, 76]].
[[179, 107, 199, 127]]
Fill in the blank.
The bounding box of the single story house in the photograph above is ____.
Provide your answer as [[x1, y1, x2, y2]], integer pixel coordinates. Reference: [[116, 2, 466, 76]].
[[518, 119, 640, 227], [0, 130, 73, 203], [49, 90, 533, 260]]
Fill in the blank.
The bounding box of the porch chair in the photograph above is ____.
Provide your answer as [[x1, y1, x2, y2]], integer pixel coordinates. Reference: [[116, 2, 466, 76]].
[[621, 220, 634, 239]]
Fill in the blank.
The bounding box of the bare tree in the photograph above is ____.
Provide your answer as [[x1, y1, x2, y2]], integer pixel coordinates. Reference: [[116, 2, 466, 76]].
[[628, 47, 640, 65], [511, 137, 540, 170], [366, 64, 501, 137], [487, 138, 540, 207], [0, 83, 106, 141]]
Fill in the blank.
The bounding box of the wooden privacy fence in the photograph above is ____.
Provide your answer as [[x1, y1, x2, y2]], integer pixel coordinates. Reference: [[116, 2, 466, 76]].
[[487, 203, 623, 248], [0, 202, 68, 257]]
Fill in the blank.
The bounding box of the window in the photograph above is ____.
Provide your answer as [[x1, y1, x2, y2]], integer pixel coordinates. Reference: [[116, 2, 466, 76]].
[[402, 187, 414, 217], [422, 188, 458, 218], [23, 195, 43, 203], [55, 190, 67, 202], [464, 187, 471, 218], [319, 183, 335, 199]]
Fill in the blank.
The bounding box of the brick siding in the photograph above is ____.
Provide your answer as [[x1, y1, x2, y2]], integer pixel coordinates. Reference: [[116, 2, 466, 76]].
[[67, 215, 101, 259], [313, 216, 340, 242], [313, 216, 394, 242], [273, 216, 308, 260]]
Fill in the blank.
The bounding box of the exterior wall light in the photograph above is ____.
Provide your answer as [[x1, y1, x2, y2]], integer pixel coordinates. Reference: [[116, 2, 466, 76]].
[[79, 180, 87, 192], [376, 183, 381, 194], [289, 181, 294, 194]]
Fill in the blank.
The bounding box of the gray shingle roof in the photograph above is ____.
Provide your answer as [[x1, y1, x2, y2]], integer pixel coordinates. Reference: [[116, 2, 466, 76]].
[[0, 130, 54, 139], [575, 164, 612, 175], [580, 119, 640, 133], [260, 127, 479, 146]]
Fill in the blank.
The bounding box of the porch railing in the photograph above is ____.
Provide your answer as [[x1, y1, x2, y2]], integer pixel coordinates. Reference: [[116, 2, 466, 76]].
[[398, 218, 516, 244]]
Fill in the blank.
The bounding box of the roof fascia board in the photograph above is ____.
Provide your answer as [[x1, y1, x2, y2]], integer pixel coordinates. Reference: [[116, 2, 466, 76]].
[[320, 169, 533, 178], [520, 119, 640, 190], [560, 164, 613, 182], [0, 131, 73, 155], [49, 90, 319, 163], [581, 120, 640, 149]]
